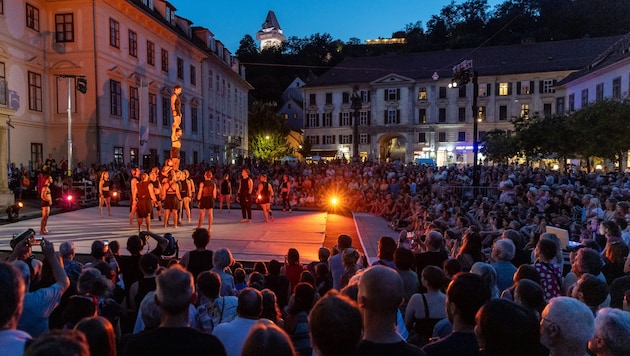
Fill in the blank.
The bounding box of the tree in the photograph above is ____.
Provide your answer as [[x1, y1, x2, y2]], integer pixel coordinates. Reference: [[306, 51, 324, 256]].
[[297, 137, 313, 159], [235, 34, 258, 60], [249, 133, 291, 162], [248, 101, 292, 162], [480, 129, 518, 164]]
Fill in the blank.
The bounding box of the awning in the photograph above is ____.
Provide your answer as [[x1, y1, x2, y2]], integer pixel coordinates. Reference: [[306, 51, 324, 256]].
[[311, 150, 338, 157]]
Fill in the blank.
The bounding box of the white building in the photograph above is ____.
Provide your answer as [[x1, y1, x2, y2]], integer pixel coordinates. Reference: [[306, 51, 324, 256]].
[[302, 36, 622, 166]]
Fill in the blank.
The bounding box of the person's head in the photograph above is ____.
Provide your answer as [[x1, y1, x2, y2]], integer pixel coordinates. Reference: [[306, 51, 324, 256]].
[[196, 271, 221, 299], [318, 247, 331, 262], [475, 299, 541, 356], [253, 261, 268, 275], [502, 229, 525, 249], [540, 296, 595, 353], [59, 242, 75, 260], [572, 248, 604, 278], [62, 295, 98, 327], [237, 287, 263, 319], [377, 236, 396, 261], [268, 259, 282, 275], [514, 279, 546, 315], [92, 261, 116, 284], [286, 248, 300, 265], [248, 271, 265, 290], [192, 228, 210, 249], [126, 235, 145, 255], [24, 329, 90, 356], [342, 248, 360, 268], [0, 261, 25, 329], [394, 247, 414, 271], [108, 240, 120, 255], [513, 264, 541, 285], [173, 85, 182, 94], [358, 266, 404, 316], [290, 282, 316, 314], [309, 291, 362, 356], [421, 265, 447, 291], [155, 265, 195, 315], [241, 319, 297, 356], [426, 231, 445, 251], [77, 268, 112, 298], [337, 234, 353, 251], [90, 240, 106, 260], [535, 238, 558, 262], [74, 316, 116, 356], [139, 253, 159, 276], [605, 241, 629, 265], [446, 272, 491, 326], [589, 307, 630, 356], [572, 273, 609, 309], [242, 168, 250, 178], [259, 174, 267, 182], [491, 239, 515, 262], [600, 220, 621, 237], [260, 289, 282, 324], [471, 262, 499, 298], [443, 258, 462, 279], [212, 248, 235, 270]]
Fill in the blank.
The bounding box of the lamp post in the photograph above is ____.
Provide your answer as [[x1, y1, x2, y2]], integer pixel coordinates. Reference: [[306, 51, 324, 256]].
[[350, 85, 362, 163]]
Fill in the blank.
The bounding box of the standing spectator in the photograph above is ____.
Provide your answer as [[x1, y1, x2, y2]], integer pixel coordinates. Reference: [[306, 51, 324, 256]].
[[242, 319, 297, 356], [372, 236, 397, 268], [540, 297, 594, 356], [356, 266, 426, 355], [330, 234, 354, 290], [283, 282, 315, 356], [281, 248, 304, 292], [588, 308, 630, 356], [212, 288, 262, 356], [308, 291, 362, 356], [122, 266, 226, 356], [0, 262, 31, 356], [180, 228, 214, 281]]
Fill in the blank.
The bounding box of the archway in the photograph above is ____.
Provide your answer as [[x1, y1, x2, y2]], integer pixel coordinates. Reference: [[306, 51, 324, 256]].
[[378, 134, 407, 163]]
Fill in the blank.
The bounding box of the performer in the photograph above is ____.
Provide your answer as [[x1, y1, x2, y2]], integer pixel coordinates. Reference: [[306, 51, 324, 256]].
[[197, 171, 216, 230], [170, 126, 182, 171], [238, 168, 253, 223], [149, 168, 163, 221], [98, 171, 112, 216], [40, 175, 53, 235], [136, 173, 157, 232], [128, 168, 140, 225], [170, 85, 182, 128], [180, 169, 195, 223], [161, 170, 181, 228], [219, 173, 232, 213], [280, 174, 292, 215], [256, 174, 274, 222]]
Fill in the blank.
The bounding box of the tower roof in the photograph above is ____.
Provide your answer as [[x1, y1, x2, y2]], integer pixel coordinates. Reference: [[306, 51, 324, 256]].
[[261, 10, 282, 31]]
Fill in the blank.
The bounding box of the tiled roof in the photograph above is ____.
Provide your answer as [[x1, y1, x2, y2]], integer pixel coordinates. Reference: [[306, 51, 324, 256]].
[[261, 10, 282, 31], [305, 36, 623, 87]]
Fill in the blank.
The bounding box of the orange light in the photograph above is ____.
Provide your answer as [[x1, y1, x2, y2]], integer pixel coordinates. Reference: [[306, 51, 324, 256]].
[[258, 194, 262, 200], [66, 195, 73, 201], [331, 197, 338, 205], [16, 201, 24, 208], [112, 191, 118, 197]]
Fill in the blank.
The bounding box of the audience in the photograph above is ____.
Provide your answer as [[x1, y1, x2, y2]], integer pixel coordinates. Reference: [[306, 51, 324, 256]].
[[0, 261, 31, 356], [308, 291, 362, 356], [540, 296, 594, 356], [212, 287, 262, 356], [588, 307, 630, 356], [242, 319, 297, 356]]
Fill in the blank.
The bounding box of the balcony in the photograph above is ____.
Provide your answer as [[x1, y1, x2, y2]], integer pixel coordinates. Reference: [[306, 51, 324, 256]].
[[0, 80, 7, 107], [226, 136, 242, 148]]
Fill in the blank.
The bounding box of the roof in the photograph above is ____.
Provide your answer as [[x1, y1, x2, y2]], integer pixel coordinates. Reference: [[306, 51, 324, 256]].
[[261, 10, 282, 31], [304, 36, 623, 88]]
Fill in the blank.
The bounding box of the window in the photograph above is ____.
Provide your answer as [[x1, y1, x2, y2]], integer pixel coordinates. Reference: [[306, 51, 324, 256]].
[[359, 134, 369, 144], [55, 14, 74, 42], [438, 108, 446, 123], [128, 30, 137, 57], [520, 104, 529, 119], [190, 65, 196, 86], [418, 87, 427, 100], [458, 86, 466, 98], [477, 106, 486, 122], [386, 88, 399, 101], [307, 113, 319, 127], [322, 112, 332, 127], [458, 131, 466, 142], [114, 147, 124, 165], [130, 147, 138, 166], [340, 135, 351, 144], [307, 136, 319, 145], [283, 113, 289, 119], [325, 93, 332, 104], [324, 135, 335, 145], [161, 49, 169, 72], [191, 107, 198, 132], [208, 70, 213, 89], [31, 143, 43, 169], [342, 92, 350, 104], [556, 97, 565, 114], [0, 62, 6, 106], [438, 132, 447, 142], [309, 94, 316, 105], [149, 93, 157, 123], [518, 81, 532, 95], [568, 94, 575, 112], [386, 109, 399, 124], [26, 4, 39, 31], [110, 80, 122, 116], [499, 105, 507, 121], [478, 83, 489, 97], [361, 90, 370, 102], [544, 103, 552, 117], [596, 83, 604, 102], [161, 96, 169, 126], [28, 71, 42, 111], [418, 132, 426, 143], [419, 108, 426, 124], [581, 89, 589, 108], [147, 41, 155, 66], [359, 111, 369, 125], [0, 0, 3, 14], [458, 107, 466, 122], [129, 86, 139, 120], [498, 82, 509, 96], [542, 79, 555, 94], [340, 112, 350, 126], [109, 18, 119, 48], [177, 57, 184, 80], [613, 77, 621, 99], [478, 131, 487, 141], [439, 87, 447, 99]]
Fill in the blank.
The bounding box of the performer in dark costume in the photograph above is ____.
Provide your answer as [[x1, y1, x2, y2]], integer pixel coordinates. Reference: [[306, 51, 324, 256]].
[[238, 169, 253, 223]]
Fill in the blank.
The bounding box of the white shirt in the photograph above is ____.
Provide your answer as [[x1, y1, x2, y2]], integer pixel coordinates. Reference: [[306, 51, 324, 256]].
[[212, 316, 258, 356], [0, 329, 31, 356]]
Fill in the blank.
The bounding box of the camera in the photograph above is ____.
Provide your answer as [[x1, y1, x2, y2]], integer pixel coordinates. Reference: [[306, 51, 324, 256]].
[[30, 237, 44, 246], [10, 229, 36, 249]]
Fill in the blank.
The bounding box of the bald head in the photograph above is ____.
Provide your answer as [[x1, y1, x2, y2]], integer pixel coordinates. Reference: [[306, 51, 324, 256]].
[[358, 266, 403, 313]]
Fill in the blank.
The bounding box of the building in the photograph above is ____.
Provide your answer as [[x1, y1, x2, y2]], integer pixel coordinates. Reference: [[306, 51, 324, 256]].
[[0, 0, 251, 190], [302, 36, 622, 166], [256, 10, 286, 50]]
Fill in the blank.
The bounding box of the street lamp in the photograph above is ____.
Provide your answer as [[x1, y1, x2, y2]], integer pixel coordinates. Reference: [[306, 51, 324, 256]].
[[350, 84, 362, 163], [450, 60, 480, 186]]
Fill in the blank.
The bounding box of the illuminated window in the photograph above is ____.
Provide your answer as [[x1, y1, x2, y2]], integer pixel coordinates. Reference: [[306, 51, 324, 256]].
[[520, 104, 529, 119], [418, 87, 427, 100], [498, 82, 509, 96]]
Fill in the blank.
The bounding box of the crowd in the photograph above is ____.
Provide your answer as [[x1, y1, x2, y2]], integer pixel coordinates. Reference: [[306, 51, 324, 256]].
[[4, 157, 630, 355]]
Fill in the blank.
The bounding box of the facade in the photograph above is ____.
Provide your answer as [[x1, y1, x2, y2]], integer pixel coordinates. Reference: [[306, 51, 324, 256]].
[[256, 10, 285, 50], [0, 0, 251, 176], [302, 36, 622, 166]]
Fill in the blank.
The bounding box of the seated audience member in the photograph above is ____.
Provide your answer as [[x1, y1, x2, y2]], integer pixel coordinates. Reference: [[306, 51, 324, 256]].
[[471, 262, 500, 299], [242, 319, 297, 356], [475, 299, 542, 356], [260, 289, 283, 326], [533, 238, 563, 300], [372, 236, 397, 268], [234, 268, 248, 291], [23, 329, 89, 356], [489, 239, 517, 292], [122, 266, 226, 356], [283, 282, 315, 356], [195, 271, 238, 333], [572, 273, 609, 315], [282, 248, 305, 292], [500, 264, 541, 301], [74, 316, 117, 356], [306, 247, 331, 277], [247, 271, 265, 290], [602, 241, 629, 285], [314, 263, 333, 296], [513, 279, 546, 319], [212, 287, 262, 356], [405, 266, 448, 346], [211, 248, 237, 297], [565, 248, 606, 297], [422, 273, 491, 356], [179, 228, 214, 281], [265, 259, 290, 309], [442, 259, 461, 280], [455, 231, 485, 273], [330, 234, 354, 290], [540, 296, 595, 356], [588, 307, 630, 356], [308, 291, 362, 356], [15, 238, 69, 338], [355, 266, 426, 355], [127, 253, 159, 322], [609, 264, 630, 308], [415, 231, 449, 279], [0, 262, 31, 356], [501, 229, 531, 267], [395, 247, 419, 314], [340, 248, 361, 289]]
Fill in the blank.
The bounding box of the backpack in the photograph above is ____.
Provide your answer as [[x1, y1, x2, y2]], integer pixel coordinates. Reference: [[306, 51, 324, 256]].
[[162, 233, 178, 256], [195, 296, 238, 333]]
